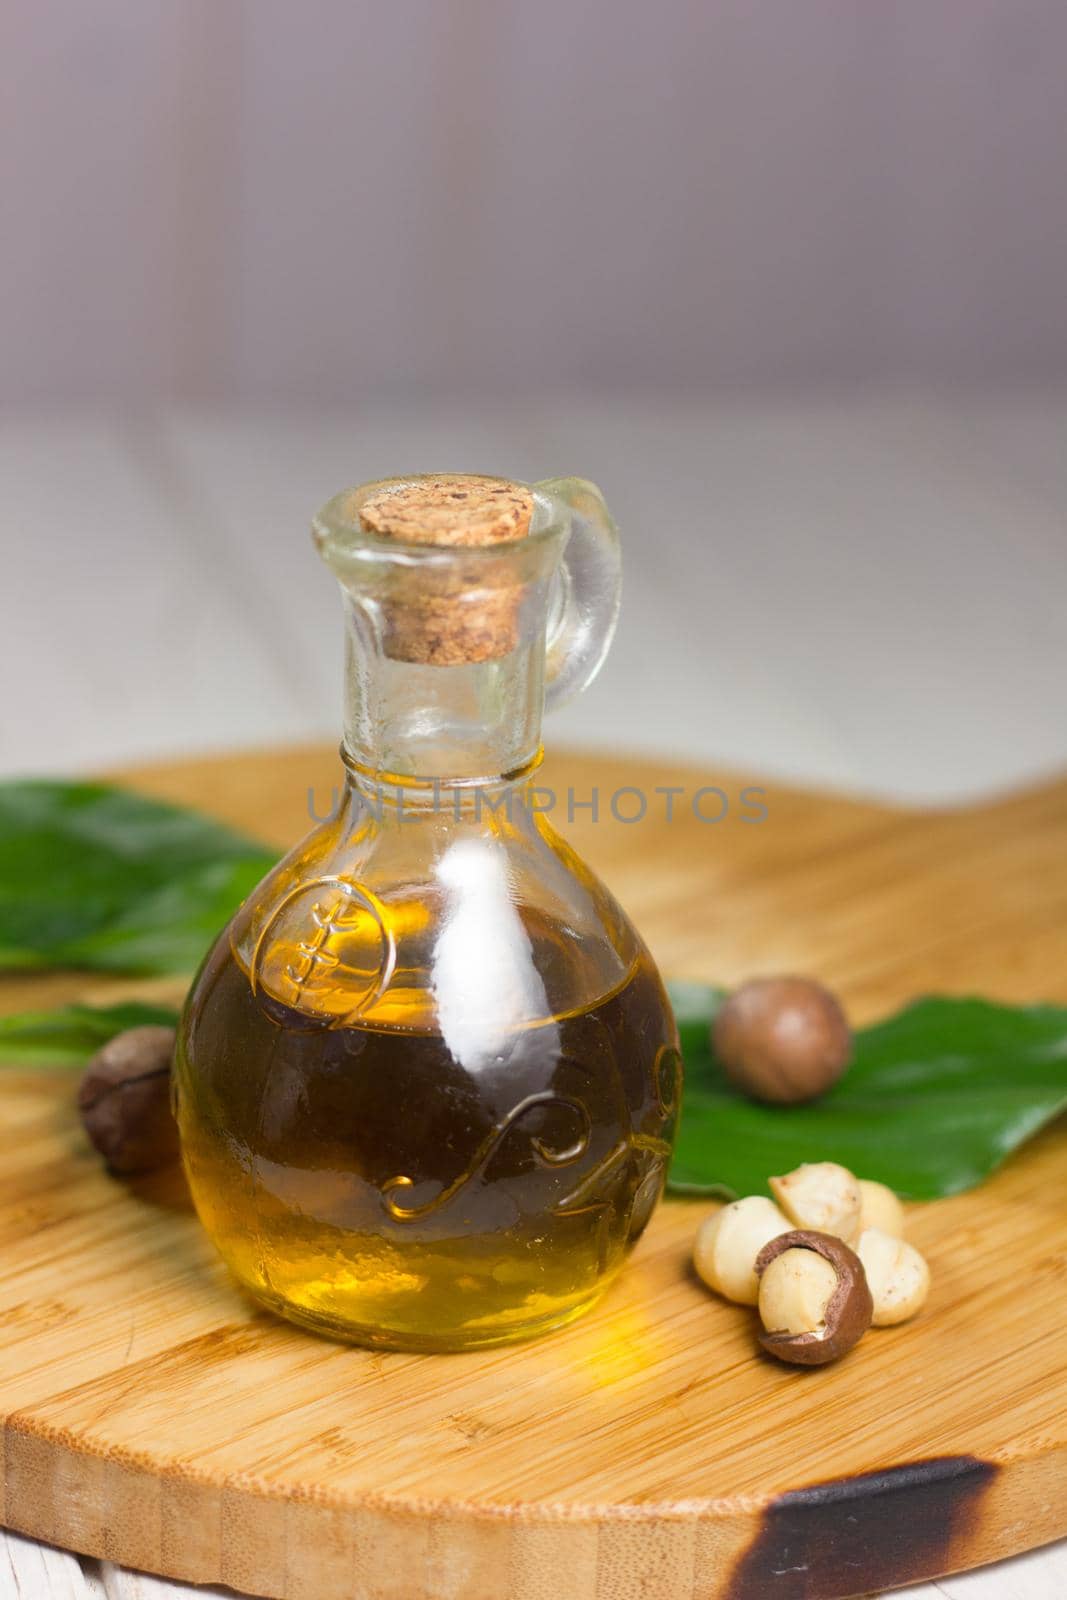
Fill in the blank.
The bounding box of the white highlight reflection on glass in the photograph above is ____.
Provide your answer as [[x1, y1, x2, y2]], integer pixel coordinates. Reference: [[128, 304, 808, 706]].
[[432, 839, 557, 1071]]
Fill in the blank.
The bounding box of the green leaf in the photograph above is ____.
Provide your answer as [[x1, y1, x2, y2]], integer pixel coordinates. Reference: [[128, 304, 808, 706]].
[[0, 781, 276, 975], [666, 985, 1067, 1200], [0, 1001, 181, 1067]]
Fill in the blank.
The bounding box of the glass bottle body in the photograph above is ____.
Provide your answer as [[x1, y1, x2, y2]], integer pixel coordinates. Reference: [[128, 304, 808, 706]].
[[177, 786, 678, 1348]]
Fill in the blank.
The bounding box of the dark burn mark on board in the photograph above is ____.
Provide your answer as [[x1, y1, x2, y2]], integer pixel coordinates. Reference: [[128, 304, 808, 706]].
[[728, 1455, 999, 1600]]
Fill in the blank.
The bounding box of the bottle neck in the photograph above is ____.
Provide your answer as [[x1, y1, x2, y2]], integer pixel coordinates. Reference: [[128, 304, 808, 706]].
[[340, 593, 548, 785]]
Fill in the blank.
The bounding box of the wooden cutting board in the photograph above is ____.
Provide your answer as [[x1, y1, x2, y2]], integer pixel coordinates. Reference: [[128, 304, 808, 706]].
[[2, 746, 1066, 1600]]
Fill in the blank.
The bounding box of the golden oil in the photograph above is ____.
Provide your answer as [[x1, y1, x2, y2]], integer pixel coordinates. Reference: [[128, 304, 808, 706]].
[[175, 926, 679, 1351]]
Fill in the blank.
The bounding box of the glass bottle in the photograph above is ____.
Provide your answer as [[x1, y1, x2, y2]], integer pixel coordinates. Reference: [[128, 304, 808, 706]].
[[175, 474, 680, 1351]]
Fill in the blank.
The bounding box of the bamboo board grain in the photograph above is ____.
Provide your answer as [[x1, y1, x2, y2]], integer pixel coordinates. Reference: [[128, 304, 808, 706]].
[[2, 745, 1066, 1600]]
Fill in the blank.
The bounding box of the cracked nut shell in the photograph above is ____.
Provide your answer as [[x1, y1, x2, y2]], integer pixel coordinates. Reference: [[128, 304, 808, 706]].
[[754, 1228, 873, 1366], [77, 1025, 179, 1175]]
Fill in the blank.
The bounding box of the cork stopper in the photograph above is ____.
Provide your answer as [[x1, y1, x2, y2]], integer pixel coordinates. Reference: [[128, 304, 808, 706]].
[[358, 475, 535, 666], [359, 474, 533, 549]]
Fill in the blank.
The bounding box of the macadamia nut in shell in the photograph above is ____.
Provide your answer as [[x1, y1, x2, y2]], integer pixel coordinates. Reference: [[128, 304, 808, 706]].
[[755, 1230, 874, 1365], [712, 976, 852, 1104], [78, 1025, 178, 1175]]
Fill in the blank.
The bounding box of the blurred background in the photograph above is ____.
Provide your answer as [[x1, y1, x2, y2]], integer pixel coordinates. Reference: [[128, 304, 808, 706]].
[[3, 0, 1067, 799]]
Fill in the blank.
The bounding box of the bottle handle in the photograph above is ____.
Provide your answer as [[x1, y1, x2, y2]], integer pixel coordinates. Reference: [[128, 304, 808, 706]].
[[536, 477, 622, 713]]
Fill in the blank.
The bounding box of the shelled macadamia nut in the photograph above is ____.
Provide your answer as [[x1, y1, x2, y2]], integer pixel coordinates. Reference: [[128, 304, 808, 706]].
[[857, 1228, 931, 1326], [758, 1247, 839, 1336], [693, 1195, 792, 1305], [857, 1178, 906, 1239], [770, 1161, 862, 1244]]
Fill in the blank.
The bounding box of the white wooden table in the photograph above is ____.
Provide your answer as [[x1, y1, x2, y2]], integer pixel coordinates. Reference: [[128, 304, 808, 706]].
[[2, 397, 1065, 1599]]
